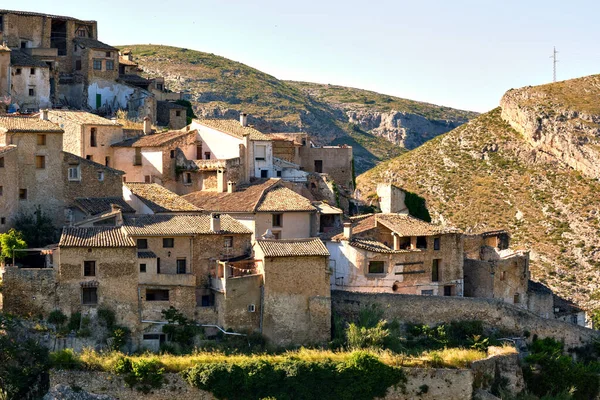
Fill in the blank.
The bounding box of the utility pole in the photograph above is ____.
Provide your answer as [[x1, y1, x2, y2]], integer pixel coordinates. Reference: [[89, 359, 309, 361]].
[[550, 47, 559, 82]]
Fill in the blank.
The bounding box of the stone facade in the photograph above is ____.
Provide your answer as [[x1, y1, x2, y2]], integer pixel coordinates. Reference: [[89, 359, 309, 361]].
[[10, 61, 51, 110], [0, 147, 18, 231], [157, 101, 187, 130], [299, 144, 353, 189]]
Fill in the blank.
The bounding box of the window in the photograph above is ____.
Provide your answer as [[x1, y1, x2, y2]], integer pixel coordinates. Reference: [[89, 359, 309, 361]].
[[137, 239, 148, 249], [0, 186, 3, 196], [35, 155, 45, 169], [157, 83, 163, 90], [90, 128, 97, 147], [0, 217, 5, 225], [276, 170, 282, 177], [76, 28, 87, 37], [368, 261, 385, 274], [513, 293, 520, 304], [84, 260, 96, 277], [144, 175, 151, 183], [224, 236, 233, 248], [140, 263, 146, 273], [272, 213, 282, 227], [105, 51, 112, 58], [432, 259, 440, 282], [146, 289, 169, 301], [30, 68, 35, 75], [196, 144, 203, 160], [272, 231, 281, 239], [314, 160, 323, 173], [82, 287, 98, 305], [97, 171, 104, 181], [68, 165, 81, 181], [433, 237, 440, 251], [75, 60, 82, 70], [201, 294, 214, 307], [500, 271, 506, 281], [421, 289, 434, 296], [416, 236, 428, 249], [183, 172, 192, 185], [0, 16, 3, 32], [106, 60, 114, 70], [86, 155, 93, 161], [93, 59, 102, 70], [260, 170, 268, 178], [15, 68, 21, 75], [105, 156, 110, 167], [176, 258, 186, 274], [28, 88, 35, 96], [134, 148, 142, 165], [444, 285, 453, 296], [163, 238, 174, 248], [175, 110, 181, 117], [170, 150, 175, 158], [37, 134, 46, 145], [204, 152, 210, 160], [255, 145, 266, 160], [248, 304, 256, 312], [157, 257, 161, 274], [19, 189, 27, 200], [0, 157, 3, 167]]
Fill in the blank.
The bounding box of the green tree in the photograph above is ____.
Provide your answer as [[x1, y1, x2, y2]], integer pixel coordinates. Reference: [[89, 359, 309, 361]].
[[14, 207, 57, 248], [0, 229, 27, 260], [175, 100, 197, 125]]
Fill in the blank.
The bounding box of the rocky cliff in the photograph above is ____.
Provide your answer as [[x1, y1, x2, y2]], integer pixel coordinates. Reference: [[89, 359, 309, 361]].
[[357, 75, 600, 311]]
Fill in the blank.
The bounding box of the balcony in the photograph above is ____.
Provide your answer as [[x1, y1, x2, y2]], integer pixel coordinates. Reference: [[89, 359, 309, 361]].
[[139, 272, 196, 287], [210, 259, 262, 292], [23, 48, 59, 57]]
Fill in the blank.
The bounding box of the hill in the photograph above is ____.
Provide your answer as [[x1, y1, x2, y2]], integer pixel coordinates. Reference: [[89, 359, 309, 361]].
[[120, 44, 476, 172], [357, 75, 600, 311]]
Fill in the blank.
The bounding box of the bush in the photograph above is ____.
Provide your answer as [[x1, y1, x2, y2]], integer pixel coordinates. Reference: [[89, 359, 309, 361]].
[[110, 326, 130, 351], [97, 308, 116, 330], [47, 310, 68, 327], [49, 349, 80, 370], [182, 351, 406, 400], [346, 320, 389, 349], [114, 357, 164, 393], [67, 312, 81, 332]]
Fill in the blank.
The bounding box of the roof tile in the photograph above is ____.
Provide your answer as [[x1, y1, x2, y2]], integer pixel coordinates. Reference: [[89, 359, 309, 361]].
[[74, 197, 135, 216], [195, 119, 271, 141], [0, 116, 63, 133], [125, 183, 201, 213], [59, 227, 135, 247], [123, 214, 252, 236], [73, 37, 117, 51], [256, 238, 329, 257], [49, 110, 119, 126], [112, 130, 194, 148]]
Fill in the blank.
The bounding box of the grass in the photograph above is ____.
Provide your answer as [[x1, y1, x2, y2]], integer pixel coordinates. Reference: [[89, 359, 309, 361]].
[[56, 346, 489, 373]]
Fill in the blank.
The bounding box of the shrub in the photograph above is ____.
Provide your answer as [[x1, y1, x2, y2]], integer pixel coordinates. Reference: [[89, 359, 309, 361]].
[[67, 312, 81, 332], [110, 326, 130, 351], [47, 310, 68, 327], [97, 308, 116, 330], [346, 320, 389, 349], [49, 349, 80, 370], [114, 357, 164, 393]]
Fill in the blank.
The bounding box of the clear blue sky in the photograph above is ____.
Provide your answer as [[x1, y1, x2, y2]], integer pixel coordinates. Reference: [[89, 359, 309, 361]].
[[18, 0, 600, 112]]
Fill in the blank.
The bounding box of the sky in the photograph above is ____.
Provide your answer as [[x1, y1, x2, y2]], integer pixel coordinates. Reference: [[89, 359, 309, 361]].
[[17, 0, 600, 112]]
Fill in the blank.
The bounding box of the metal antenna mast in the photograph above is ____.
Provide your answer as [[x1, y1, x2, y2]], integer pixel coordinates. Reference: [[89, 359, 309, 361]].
[[550, 47, 559, 82]]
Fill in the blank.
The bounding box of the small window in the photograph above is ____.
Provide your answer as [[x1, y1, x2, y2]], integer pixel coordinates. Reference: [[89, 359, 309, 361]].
[[75, 60, 82, 70], [15, 68, 21, 75], [163, 238, 174, 248], [272, 231, 281, 240], [28, 88, 35, 96], [432, 259, 440, 282], [204, 152, 210, 160], [500, 271, 506, 281], [84, 260, 96, 276], [444, 285, 452, 296], [157, 83, 163, 90], [0, 16, 3, 32], [93, 59, 102, 70], [0, 157, 3, 167], [140, 263, 146, 273], [272, 213, 282, 227], [276, 170, 282, 177], [86, 155, 93, 161], [146, 289, 169, 301], [0, 217, 5, 225], [514, 293, 520, 304], [157, 257, 161, 274], [82, 287, 98, 305], [421, 289, 434, 296], [175, 110, 181, 117], [30, 68, 35, 75], [106, 60, 114, 70], [68, 166, 81, 181], [137, 239, 148, 249], [224, 236, 233, 248], [201, 295, 214, 307], [170, 150, 175, 158], [134, 148, 142, 165], [183, 172, 192, 185], [248, 304, 256, 312], [35, 155, 45, 169], [90, 128, 97, 147], [0, 186, 3, 196], [77, 28, 87, 37], [314, 160, 323, 173], [37, 134, 47, 146], [19, 189, 27, 200], [433, 237, 440, 251], [255, 145, 266, 161], [105, 51, 112, 58], [97, 171, 104, 181], [144, 175, 151, 183], [176, 258, 186, 274], [105, 156, 110, 167], [368, 261, 385, 274], [416, 236, 428, 249], [260, 169, 268, 178]]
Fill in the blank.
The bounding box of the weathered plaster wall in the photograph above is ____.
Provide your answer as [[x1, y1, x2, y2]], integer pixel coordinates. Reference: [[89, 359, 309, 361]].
[[1, 267, 56, 316], [0, 148, 18, 231], [192, 123, 242, 160], [332, 291, 600, 348], [299, 145, 353, 189], [11, 65, 51, 109], [254, 211, 313, 240], [216, 274, 262, 332]]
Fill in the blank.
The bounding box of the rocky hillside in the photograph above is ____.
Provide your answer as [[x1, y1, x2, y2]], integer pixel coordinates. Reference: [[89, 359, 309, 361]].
[[357, 75, 600, 311], [121, 45, 476, 172]]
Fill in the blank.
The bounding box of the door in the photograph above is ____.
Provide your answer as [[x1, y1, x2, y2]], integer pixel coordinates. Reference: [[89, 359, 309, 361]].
[[177, 258, 187, 274], [314, 160, 323, 173]]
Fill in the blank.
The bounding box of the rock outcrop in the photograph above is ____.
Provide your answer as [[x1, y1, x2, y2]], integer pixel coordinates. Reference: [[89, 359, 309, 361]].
[[43, 385, 116, 400]]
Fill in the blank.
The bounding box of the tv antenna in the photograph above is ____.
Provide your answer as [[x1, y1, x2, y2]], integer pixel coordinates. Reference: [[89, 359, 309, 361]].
[[550, 47, 559, 82]]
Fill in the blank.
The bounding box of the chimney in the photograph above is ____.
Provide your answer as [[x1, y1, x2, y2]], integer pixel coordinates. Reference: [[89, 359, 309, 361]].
[[262, 229, 274, 240], [343, 222, 352, 240], [210, 213, 221, 233], [240, 113, 248, 127], [111, 117, 118, 125], [40, 109, 49, 121], [227, 181, 236, 193], [143, 116, 151, 135]]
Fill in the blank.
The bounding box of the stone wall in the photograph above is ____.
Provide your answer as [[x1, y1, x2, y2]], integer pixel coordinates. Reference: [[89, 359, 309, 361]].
[[1, 267, 57, 316], [299, 145, 353, 190], [0, 148, 18, 232], [332, 291, 600, 348], [215, 274, 262, 332]]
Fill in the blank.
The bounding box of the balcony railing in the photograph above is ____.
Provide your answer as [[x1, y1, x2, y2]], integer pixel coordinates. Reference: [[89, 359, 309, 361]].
[[139, 272, 196, 287], [210, 259, 262, 292]]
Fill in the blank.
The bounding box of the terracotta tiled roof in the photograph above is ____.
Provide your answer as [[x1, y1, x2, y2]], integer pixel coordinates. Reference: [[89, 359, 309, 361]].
[[0, 145, 16, 155], [10, 50, 49, 67], [125, 183, 201, 213], [0, 116, 63, 133], [194, 159, 227, 171], [195, 119, 271, 141], [73, 197, 135, 216], [73, 37, 117, 51], [350, 238, 416, 254], [376, 214, 459, 236], [183, 179, 315, 213], [49, 110, 118, 126], [59, 227, 135, 247], [119, 57, 138, 66], [158, 101, 186, 110], [112, 130, 194, 148], [0, 9, 95, 22], [138, 251, 157, 258], [256, 238, 330, 257], [553, 294, 585, 315], [123, 214, 252, 236]]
